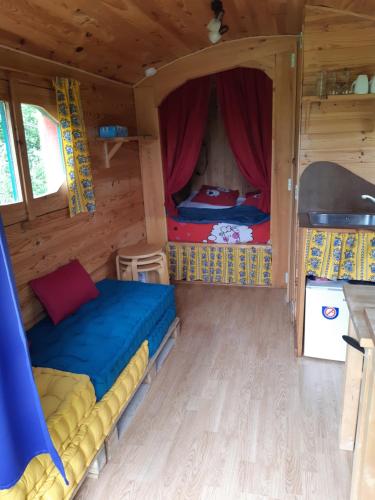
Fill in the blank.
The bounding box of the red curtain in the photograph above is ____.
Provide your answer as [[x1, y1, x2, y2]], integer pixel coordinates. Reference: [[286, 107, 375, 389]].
[[216, 68, 273, 213], [159, 76, 211, 215]]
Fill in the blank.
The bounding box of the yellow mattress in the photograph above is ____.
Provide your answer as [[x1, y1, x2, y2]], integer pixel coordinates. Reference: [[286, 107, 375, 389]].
[[1, 341, 149, 500]]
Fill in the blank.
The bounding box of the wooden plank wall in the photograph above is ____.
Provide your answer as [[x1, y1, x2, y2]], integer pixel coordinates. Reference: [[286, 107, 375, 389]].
[[300, 6, 375, 182], [2, 76, 146, 330], [294, 5, 375, 354]]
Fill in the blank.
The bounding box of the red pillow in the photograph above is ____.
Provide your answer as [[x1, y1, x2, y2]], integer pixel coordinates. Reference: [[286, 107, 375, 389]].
[[30, 260, 99, 325], [191, 185, 239, 206], [241, 192, 262, 209]]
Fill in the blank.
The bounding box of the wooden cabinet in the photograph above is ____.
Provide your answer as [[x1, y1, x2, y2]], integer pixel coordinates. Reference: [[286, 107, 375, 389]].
[[340, 285, 375, 500]]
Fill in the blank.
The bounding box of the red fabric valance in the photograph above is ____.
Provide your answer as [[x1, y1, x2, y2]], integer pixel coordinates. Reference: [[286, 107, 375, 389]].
[[159, 68, 273, 215], [216, 68, 273, 213]]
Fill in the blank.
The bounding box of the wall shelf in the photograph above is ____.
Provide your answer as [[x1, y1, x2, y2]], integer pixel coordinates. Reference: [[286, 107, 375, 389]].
[[303, 94, 375, 103], [302, 94, 375, 130], [96, 136, 156, 168]]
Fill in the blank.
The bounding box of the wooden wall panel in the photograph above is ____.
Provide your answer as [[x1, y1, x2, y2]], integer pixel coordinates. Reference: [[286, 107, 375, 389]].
[[134, 86, 167, 244], [300, 6, 375, 183], [2, 78, 146, 329], [294, 5, 375, 354], [147, 36, 295, 106], [271, 51, 297, 288]]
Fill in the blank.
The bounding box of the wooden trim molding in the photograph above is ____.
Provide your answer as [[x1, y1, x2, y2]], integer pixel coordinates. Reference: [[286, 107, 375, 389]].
[[136, 36, 296, 105], [0, 45, 132, 88]]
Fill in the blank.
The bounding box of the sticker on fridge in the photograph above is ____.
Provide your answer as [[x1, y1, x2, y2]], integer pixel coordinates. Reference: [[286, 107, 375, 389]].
[[322, 306, 339, 320]]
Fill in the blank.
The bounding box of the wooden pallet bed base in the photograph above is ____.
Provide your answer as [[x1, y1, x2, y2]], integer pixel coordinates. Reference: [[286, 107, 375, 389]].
[[73, 317, 180, 495]]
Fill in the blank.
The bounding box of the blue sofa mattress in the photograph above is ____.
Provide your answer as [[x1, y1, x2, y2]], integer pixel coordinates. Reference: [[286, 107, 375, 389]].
[[28, 279, 176, 400]]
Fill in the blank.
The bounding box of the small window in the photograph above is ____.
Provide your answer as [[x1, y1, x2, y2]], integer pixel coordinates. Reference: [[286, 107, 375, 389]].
[[21, 103, 65, 199], [0, 101, 21, 206]]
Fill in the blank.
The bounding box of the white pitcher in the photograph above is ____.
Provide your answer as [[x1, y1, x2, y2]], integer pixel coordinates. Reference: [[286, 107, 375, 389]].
[[370, 76, 375, 94], [351, 74, 369, 94]]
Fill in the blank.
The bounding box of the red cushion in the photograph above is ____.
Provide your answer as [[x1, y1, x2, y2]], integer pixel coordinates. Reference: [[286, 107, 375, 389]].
[[30, 260, 99, 325], [241, 192, 263, 209], [191, 185, 239, 206]]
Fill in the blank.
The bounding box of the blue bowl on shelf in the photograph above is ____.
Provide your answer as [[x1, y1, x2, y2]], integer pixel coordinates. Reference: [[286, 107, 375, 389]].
[[99, 126, 128, 138]]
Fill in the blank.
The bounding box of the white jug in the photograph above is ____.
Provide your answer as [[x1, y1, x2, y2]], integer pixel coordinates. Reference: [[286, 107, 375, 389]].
[[351, 74, 369, 94], [370, 76, 375, 94]]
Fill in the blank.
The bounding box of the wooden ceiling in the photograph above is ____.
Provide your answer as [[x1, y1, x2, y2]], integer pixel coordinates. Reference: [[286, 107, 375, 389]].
[[0, 1, 373, 84]]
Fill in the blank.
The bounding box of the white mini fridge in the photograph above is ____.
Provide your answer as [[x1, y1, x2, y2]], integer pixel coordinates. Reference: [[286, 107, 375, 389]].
[[304, 279, 349, 361]]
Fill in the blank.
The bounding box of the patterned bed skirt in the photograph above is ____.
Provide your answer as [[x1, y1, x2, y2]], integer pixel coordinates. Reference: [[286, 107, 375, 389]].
[[305, 229, 375, 281], [167, 242, 272, 286]]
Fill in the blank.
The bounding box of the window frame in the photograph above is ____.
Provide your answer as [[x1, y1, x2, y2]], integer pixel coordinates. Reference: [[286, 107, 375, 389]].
[[0, 75, 68, 226], [0, 78, 27, 225], [0, 101, 21, 205]]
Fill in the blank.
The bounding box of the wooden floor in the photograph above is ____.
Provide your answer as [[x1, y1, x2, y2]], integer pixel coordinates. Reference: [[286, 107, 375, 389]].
[[76, 284, 352, 500]]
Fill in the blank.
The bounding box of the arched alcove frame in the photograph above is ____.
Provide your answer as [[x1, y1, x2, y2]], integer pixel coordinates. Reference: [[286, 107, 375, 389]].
[[134, 35, 298, 287]]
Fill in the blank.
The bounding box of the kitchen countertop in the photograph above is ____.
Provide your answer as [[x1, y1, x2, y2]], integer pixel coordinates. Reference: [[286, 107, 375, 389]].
[[343, 284, 375, 348]]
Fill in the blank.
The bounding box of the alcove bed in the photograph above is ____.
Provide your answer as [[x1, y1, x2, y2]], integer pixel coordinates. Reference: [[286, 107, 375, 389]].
[[135, 36, 297, 289], [160, 68, 273, 286]]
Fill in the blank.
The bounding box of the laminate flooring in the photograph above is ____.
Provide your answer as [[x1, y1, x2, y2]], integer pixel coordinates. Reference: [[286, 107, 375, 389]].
[[76, 284, 352, 500]]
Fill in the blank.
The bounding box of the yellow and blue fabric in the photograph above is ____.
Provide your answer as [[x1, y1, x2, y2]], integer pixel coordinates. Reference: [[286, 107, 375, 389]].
[[167, 242, 272, 286], [0, 216, 66, 489], [305, 229, 375, 281], [55, 78, 95, 217], [0, 342, 149, 499], [27, 279, 176, 400]]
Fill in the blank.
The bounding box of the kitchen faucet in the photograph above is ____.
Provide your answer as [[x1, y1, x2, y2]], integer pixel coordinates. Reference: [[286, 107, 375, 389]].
[[361, 194, 375, 204]]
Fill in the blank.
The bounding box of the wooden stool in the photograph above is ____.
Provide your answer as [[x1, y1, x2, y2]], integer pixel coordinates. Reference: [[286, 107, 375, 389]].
[[116, 243, 169, 285]]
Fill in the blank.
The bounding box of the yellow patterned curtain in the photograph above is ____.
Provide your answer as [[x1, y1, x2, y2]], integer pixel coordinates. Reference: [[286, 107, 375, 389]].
[[305, 230, 375, 281], [55, 78, 96, 216], [167, 243, 272, 286]]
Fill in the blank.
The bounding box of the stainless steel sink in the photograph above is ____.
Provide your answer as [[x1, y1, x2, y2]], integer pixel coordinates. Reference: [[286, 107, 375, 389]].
[[309, 212, 375, 229]]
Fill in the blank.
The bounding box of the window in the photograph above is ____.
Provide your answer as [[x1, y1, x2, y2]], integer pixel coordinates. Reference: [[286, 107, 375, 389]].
[[0, 101, 21, 206], [21, 104, 65, 199], [0, 80, 68, 224]]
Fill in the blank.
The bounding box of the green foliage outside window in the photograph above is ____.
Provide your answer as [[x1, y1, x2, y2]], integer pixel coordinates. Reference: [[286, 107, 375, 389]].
[[0, 101, 64, 207], [21, 104, 48, 198]]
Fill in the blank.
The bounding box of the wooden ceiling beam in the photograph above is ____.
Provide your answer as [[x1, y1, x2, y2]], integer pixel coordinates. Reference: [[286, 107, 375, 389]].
[[0, 44, 132, 88]]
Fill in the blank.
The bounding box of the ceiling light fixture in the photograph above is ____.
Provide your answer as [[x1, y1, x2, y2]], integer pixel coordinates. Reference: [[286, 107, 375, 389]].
[[144, 67, 157, 78], [207, 0, 229, 44]]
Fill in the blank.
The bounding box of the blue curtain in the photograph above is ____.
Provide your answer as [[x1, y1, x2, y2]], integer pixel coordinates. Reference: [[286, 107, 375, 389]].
[[0, 216, 66, 489]]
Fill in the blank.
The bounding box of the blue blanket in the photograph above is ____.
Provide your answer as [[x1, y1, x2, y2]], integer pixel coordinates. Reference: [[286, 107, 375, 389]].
[[28, 280, 176, 400], [173, 205, 270, 225]]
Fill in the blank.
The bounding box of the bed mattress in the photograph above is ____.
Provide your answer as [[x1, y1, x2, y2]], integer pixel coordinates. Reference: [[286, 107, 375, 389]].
[[167, 217, 270, 245], [28, 279, 176, 400], [1, 342, 148, 500]]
